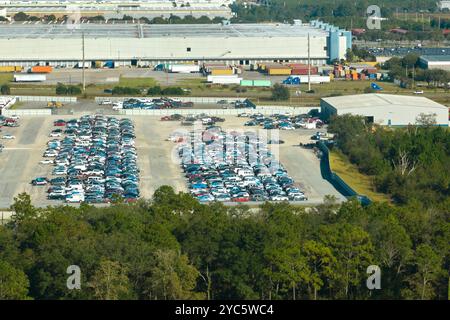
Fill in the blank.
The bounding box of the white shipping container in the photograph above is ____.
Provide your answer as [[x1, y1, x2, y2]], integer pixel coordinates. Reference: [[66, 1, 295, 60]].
[[169, 64, 200, 73], [297, 75, 330, 84], [212, 77, 242, 84], [207, 74, 239, 82], [14, 74, 46, 82]]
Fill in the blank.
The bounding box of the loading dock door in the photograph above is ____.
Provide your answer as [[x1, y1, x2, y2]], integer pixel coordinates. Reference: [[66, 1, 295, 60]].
[[366, 116, 374, 124]]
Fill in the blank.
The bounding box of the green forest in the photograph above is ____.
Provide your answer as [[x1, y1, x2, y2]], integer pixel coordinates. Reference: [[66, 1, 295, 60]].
[[328, 115, 450, 207], [231, 0, 450, 41], [0, 185, 448, 300], [382, 53, 450, 88]]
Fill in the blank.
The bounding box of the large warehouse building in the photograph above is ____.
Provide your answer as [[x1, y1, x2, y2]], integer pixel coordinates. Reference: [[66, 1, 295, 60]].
[[419, 55, 450, 71], [321, 94, 449, 126], [0, 20, 350, 67]]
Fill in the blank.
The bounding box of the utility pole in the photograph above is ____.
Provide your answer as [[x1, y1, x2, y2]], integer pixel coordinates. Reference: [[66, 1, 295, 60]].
[[82, 32, 86, 93], [307, 33, 311, 92]]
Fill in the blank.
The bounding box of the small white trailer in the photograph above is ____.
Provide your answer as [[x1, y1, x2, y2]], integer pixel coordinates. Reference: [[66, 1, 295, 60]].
[[14, 74, 46, 82]]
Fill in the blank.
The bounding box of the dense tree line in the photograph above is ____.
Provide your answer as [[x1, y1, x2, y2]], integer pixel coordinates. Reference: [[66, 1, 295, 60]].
[[0, 187, 448, 300], [383, 54, 450, 88], [231, 1, 449, 41], [12, 11, 225, 25], [328, 114, 450, 207], [345, 46, 377, 62]]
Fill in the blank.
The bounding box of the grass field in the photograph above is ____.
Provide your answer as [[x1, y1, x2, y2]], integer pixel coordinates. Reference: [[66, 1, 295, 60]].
[[0, 73, 13, 84], [2, 71, 449, 108], [117, 77, 158, 88], [329, 150, 391, 203]]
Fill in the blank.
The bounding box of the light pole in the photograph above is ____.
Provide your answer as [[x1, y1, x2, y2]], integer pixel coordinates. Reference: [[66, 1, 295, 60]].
[[82, 32, 86, 93]]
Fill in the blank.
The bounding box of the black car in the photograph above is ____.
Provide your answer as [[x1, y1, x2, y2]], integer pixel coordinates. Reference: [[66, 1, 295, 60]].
[[267, 139, 285, 144], [47, 194, 66, 200], [251, 194, 267, 201]]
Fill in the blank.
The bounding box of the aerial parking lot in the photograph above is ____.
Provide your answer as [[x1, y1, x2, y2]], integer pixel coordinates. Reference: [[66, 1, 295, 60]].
[[0, 110, 345, 208]]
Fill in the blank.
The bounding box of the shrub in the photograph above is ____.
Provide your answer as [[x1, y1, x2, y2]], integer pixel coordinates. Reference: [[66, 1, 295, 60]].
[[67, 86, 81, 95], [1, 84, 11, 95], [55, 83, 68, 95], [271, 84, 290, 100], [363, 87, 376, 93], [56, 83, 81, 95], [161, 87, 184, 95], [147, 86, 162, 95], [112, 86, 141, 95]]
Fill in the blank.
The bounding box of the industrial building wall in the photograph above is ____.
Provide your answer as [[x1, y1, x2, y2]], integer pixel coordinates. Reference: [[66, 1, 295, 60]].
[[338, 36, 348, 61], [419, 57, 450, 70], [0, 36, 328, 63], [320, 100, 338, 121], [426, 62, 450, 71], [336, 106, 449, 126]]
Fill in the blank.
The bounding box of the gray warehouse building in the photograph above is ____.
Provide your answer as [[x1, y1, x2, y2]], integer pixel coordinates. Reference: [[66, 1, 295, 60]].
[[419, 55, 450, 71], [321, 94, 449, 126], [0, 21, 350, 67]]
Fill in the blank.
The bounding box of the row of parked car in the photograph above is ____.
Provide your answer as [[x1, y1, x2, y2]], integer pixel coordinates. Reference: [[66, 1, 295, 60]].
[[176, 127, 307, 202], [114, 98, 194, 110], [32, 115, 140, 203], [239, 113, 324, 130], [161, 113, 225, 126], [0, 115, 20, 128], [0, 115, 20, 150]]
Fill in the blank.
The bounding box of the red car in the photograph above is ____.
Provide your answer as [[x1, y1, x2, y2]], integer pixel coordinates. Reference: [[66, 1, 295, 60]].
[[53, 120, 66, 126], [232, 196, 250, 202]]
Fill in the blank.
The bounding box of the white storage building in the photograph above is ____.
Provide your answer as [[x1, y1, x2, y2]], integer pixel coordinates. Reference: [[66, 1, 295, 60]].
[[419, 55, 450, 71], [321, 94, 449, 126]]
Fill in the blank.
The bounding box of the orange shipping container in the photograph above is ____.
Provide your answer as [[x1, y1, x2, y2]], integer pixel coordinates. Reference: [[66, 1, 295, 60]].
[[211, 68, 234, 75], [31, 66, 53, 73], [268, 68, 291, 75], [0, 66, 16, 72]]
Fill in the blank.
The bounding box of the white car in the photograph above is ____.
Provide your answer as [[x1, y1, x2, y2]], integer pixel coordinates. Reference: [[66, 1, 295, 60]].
[[9, 115, 20, 120], [414, 90, 424, 94], [2, 134, 15, 139], [66, 195, 85, 203], [99, 100, 112, 105], [280, 126, 295, 130], [270, 195, 289, 201], [112, 103, 123, 110], [39, 159, 54, 165], [49, 132, 62, 137]]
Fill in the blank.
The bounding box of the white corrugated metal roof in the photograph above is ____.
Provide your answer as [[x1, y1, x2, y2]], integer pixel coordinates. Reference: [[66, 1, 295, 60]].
[[322, 94, 448, 111], [0, 22, 329, 39]]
